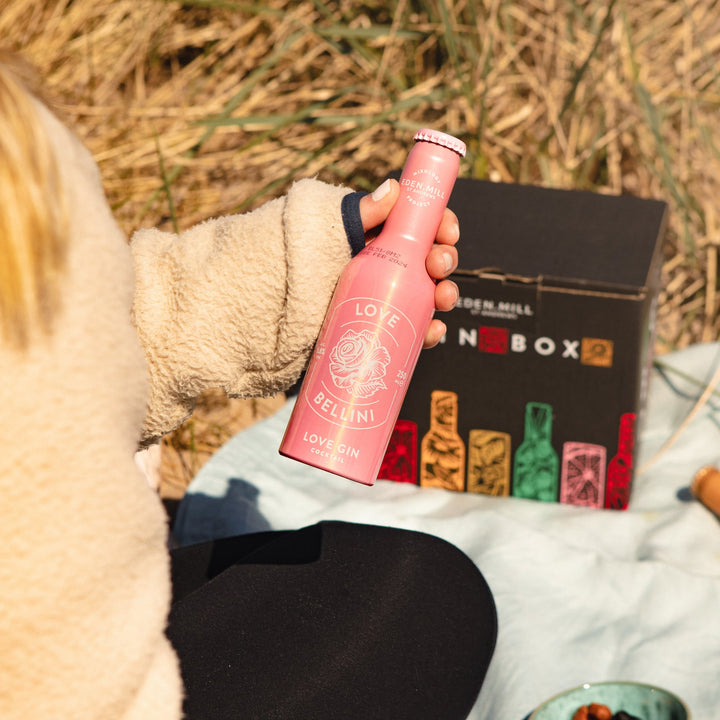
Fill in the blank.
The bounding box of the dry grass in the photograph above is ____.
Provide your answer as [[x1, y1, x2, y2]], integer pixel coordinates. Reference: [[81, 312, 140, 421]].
[[5, 0, 720, 495]]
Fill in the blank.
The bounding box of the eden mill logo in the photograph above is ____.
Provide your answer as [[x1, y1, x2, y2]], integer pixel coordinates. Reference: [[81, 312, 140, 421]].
[[401, 167, 445, 207], [457, 294, 534, 321], [304, 297, 419, 429]]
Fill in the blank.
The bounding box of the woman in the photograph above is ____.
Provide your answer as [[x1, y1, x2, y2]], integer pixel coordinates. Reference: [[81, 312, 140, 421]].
[[0, 52, 495, 720]]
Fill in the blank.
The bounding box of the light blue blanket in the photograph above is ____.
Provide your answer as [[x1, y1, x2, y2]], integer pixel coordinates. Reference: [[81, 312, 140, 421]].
[[174, 343, 720, 720]]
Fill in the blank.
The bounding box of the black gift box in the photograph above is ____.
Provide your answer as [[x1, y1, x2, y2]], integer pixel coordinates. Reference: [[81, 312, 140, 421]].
[[379, 178, 667, 509]]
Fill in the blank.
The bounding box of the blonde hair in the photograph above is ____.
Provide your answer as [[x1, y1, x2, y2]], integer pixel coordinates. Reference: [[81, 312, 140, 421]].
[[0, 51, 68, 350]]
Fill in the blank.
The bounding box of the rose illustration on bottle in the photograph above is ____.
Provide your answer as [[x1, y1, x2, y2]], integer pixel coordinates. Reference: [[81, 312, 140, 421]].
[[329, 329, 391, 398]]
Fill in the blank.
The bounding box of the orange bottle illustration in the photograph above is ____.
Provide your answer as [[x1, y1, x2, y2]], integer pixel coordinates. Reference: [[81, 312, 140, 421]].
[[420, 390, 466, 491], [467, 430, 511, 496]]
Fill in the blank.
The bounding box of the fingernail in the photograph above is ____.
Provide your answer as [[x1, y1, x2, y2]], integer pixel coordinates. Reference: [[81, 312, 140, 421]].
[[442, 251, 454, 274], [371, 179, 392, 202], [447, 280, 459, 304], [450, 221, 460, 242]]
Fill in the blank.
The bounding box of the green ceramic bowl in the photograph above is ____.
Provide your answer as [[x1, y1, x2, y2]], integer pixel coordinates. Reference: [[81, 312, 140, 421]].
[[529, 681, 690, 720]]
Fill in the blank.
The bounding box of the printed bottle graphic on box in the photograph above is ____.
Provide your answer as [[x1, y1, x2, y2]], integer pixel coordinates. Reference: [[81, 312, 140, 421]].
[[467, 429, 511, 496], [560, 442, 607, 507], [605, 412, 636, 510], [386, 391, 639, 507], [379, 419, 418, 483], [420, 390, 466, 491], [512, 402, 559, 501]]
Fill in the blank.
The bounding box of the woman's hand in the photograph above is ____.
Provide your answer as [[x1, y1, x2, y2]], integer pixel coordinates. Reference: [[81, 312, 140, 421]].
[[359, 178, 459, 349]]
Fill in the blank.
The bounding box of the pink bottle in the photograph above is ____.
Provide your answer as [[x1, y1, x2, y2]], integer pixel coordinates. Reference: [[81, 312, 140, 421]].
[[279, 128, 465, 485]]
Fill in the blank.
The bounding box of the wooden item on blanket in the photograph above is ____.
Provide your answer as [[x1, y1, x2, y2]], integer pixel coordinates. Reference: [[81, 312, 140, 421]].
[[691, 465, 720, 517]]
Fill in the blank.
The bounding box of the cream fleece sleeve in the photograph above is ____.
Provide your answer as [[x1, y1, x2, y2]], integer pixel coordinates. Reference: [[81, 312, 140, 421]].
[[131, 178, 353, 445], [0, 99, 183, 720]]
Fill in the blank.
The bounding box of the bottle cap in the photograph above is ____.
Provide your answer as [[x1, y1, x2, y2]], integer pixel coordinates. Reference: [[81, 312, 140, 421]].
[[414, 128, 466, 158]]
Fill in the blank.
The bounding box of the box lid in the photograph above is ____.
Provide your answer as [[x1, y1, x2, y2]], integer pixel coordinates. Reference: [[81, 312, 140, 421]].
[[443, 178, 668, 294]]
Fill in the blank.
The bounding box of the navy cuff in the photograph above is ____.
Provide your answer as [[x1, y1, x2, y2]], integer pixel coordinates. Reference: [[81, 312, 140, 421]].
[[341, 191, 368, 256]]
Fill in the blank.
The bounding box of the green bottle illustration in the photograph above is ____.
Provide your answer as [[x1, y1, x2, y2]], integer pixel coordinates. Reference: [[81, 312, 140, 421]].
[[512, 401, 559, 501]]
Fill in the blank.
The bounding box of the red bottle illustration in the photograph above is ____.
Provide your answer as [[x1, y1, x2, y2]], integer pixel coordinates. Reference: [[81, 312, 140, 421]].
[[379, 420, 418, 484], [605, 412, 636, 510]]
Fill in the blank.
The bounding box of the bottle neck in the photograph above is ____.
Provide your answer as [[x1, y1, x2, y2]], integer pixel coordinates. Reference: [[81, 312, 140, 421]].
[[524, 402, 553, 442], [379, 141, 461, 254], [617, 412, 636, 454], [429, 391, 459, 432]]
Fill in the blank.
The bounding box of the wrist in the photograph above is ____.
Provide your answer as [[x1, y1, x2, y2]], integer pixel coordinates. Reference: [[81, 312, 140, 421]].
[[341, 191, 368, 256]]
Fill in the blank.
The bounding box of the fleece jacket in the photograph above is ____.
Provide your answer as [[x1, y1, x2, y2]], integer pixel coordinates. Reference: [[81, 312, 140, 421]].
[[0, 97, 353, 720]]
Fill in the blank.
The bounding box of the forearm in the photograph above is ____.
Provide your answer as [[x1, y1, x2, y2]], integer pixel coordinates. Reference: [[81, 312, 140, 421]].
[[131, 178, 354, 445]]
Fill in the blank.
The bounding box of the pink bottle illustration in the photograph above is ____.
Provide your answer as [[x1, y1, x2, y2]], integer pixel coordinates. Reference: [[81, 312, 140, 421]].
[[279, 129, 465, 485], [560, 441, 607, 508]]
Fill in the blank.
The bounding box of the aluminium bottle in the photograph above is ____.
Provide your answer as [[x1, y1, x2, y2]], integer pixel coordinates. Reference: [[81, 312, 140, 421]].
[[279, 128, 466, 485]]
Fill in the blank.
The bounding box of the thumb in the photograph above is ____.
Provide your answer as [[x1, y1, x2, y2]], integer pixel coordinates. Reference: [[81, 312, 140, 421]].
[[359, 178, 400, 232]]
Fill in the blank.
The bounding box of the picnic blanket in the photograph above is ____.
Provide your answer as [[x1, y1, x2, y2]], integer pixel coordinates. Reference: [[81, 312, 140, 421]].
[[174, 342, 720, 720]]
